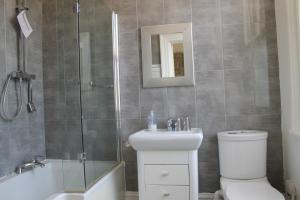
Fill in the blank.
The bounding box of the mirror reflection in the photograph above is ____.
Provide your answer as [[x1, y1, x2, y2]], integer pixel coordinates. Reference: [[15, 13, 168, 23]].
[[151, 33, 185, 78]]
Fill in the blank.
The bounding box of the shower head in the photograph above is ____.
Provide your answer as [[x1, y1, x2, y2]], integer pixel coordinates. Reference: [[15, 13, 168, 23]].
[[27, 101, 36, 113], [27, 80, 36, 113]]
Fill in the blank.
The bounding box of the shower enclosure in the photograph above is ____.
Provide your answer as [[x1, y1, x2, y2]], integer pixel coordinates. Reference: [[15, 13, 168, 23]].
[[43, 0, 121, 192]]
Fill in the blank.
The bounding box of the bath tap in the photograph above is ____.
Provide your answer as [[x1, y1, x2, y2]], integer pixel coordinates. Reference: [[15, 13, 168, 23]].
[[15, 158, 45, 174]]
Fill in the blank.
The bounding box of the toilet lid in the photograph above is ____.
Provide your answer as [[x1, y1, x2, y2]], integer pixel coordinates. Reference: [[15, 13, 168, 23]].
[[225, 182, 284, 200]]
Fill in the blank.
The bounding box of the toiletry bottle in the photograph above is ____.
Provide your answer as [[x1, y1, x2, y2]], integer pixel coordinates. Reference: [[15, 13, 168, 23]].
[[147, 110, 157, 131]]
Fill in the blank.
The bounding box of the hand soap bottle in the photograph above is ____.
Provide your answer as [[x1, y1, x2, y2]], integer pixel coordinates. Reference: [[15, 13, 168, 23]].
[[147, 110, 157, 131]]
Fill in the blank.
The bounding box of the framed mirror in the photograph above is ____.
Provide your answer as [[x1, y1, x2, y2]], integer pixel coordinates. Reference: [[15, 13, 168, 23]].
[[141, 23, 195, 88]]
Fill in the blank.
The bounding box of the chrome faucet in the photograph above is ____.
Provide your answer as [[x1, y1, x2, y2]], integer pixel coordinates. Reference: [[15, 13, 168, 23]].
[[15, 156, 45, 174], [167, 118, 182, 131], [167, 119, 177, 131], [183, 116, 190, 131], [167, 117, 191, 131]]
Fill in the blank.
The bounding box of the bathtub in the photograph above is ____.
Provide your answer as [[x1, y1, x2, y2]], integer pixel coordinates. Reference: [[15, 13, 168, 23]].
[[0, 160, 125, 200]]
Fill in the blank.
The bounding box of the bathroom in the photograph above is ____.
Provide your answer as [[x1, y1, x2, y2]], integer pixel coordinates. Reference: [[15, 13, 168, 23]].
[[0, 0, 298, 199]]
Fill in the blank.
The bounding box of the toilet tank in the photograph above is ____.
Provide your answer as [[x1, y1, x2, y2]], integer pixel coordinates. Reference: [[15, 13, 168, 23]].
[[218, 130, 268, 180]]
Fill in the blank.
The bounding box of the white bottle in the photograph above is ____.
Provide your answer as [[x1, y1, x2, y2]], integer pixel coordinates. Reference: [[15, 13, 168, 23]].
[[147, 110, 157, 131]]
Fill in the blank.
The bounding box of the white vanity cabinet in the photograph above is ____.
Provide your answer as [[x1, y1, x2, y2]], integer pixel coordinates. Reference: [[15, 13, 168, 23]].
[[128, 129, 203, 200], [137, 151, 199, 200]]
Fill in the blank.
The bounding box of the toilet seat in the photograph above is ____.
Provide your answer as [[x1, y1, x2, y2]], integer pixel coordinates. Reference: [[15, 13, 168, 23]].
[[224, 182, 284, 200]]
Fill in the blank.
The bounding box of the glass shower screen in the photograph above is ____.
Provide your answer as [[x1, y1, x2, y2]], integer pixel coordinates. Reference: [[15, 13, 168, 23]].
[[79, 0, 121, 189], [57, 0, 120, 191]]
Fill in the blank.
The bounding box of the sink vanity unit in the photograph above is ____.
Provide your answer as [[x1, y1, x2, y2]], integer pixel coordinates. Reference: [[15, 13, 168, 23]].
[[129, 129, 203, 200]]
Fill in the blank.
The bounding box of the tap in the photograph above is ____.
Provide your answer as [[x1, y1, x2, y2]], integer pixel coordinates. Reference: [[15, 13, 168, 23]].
[[15, 156, 45, 174], [167, 117, 191, 131], [183, 116, 191, 131], [167, 118, 182, 131], [176, 118, 182, 131]]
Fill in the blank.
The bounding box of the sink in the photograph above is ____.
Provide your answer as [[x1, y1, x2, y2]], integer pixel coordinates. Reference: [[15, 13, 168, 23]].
[[129, 128, 203, 151]]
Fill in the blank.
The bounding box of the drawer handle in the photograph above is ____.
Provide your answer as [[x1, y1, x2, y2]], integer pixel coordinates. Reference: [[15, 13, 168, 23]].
[[163, 192, 170, 197], [161, 171, 170, 176]]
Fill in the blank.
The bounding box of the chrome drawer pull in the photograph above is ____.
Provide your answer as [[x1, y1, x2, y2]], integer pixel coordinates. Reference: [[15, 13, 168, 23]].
[[163, 192, 170, 197], [161, 171, 170, 176]]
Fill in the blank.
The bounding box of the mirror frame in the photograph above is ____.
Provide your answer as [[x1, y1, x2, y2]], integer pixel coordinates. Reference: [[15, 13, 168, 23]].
[[141, 23, 195, 88]]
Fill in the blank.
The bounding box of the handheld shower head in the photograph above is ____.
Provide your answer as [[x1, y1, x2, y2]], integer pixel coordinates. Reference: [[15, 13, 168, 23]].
[[27, 80, 36, 113]]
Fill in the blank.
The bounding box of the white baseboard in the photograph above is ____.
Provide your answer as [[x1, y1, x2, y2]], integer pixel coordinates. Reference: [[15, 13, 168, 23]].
[[124, 191, 214, 200]]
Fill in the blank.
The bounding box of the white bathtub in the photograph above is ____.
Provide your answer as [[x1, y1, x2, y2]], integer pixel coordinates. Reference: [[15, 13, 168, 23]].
[[46, 194, 83, 200], [0, 160, 125, 200], [0, 160, 63, 200]]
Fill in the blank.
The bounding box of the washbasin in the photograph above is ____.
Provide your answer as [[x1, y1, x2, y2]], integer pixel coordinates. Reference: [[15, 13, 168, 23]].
[[129, 128, 203, 151]]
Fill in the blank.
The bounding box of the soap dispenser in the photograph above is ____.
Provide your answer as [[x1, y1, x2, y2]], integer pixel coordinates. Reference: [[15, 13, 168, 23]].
[[147, 110, 157, 131]]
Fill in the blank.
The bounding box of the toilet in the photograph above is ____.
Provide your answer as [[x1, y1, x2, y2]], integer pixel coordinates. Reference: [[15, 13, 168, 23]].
[[218, 130, 285, 200]]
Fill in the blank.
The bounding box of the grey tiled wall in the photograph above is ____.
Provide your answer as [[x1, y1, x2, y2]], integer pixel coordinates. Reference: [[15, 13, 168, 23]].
[[0, 0, 45, 177], [114, 0, 283, 193]]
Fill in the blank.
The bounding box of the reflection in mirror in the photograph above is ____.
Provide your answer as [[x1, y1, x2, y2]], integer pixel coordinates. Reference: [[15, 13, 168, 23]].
[[151, 33, 185, 78], [141, 23, 194, 88]]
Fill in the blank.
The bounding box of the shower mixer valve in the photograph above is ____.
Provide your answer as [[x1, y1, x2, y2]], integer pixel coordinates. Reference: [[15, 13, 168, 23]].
[[11, 70, 36, 81]]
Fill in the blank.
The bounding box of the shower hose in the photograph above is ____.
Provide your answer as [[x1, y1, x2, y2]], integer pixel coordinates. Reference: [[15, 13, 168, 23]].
[[0, 71, 23, 121]]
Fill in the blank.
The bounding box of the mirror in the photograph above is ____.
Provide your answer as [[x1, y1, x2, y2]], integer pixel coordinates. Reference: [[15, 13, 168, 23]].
[[141, 23, 195, 88]]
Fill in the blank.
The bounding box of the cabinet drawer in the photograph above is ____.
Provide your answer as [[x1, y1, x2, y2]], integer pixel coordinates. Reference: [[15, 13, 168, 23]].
[[145, 185, 189, 200], [142, 151, 189, 164], [145, 165, 189, 185]]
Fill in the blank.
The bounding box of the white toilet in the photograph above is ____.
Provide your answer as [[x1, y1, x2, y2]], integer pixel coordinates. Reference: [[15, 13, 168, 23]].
[[218, 130, 285, 200]]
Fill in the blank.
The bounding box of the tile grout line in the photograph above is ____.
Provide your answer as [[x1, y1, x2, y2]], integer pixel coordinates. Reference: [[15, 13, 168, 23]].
[[135, 0, 142, 122], [217, 0, 227, 130], [190, 0, 199, 128]]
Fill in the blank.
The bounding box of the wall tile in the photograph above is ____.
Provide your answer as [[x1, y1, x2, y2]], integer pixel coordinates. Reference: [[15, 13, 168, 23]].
[[220, 0, 245, 25], [193, 25, 223, 71], [196, 71, 225, 115], [125, 161, 138, 191], [137, 0, 163, 27], [120, 76, 140, 119], [45, 120, 65, 159], [192, 0, 220, 27], [164, 0, 191, 24], [114, 0, 137, 33], [83, 119, 118, 161], [63, 120, 82, 160], [93, 34, 114, 78], [167, 87, 196, 118], [0, 0, 5, 78], [198, 161, 220, 193], [94, 0, 113, 35], [0, 120, 9, 176], [119, 33, 139, 77], [225, 69, 255, 115], [140, 88, 168, 118], [222, 24, 253, 69]]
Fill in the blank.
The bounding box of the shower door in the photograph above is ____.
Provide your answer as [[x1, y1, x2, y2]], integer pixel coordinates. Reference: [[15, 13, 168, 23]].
[[43, 0, 120, 192], [78, 0, 120, 188]]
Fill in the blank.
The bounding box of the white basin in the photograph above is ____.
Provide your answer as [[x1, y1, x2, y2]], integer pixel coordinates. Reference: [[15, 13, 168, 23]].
[[129, 128, 203, 151]]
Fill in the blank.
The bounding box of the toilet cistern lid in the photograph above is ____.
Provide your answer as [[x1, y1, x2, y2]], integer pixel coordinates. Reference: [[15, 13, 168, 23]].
[[218, 130, 268, 141]]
